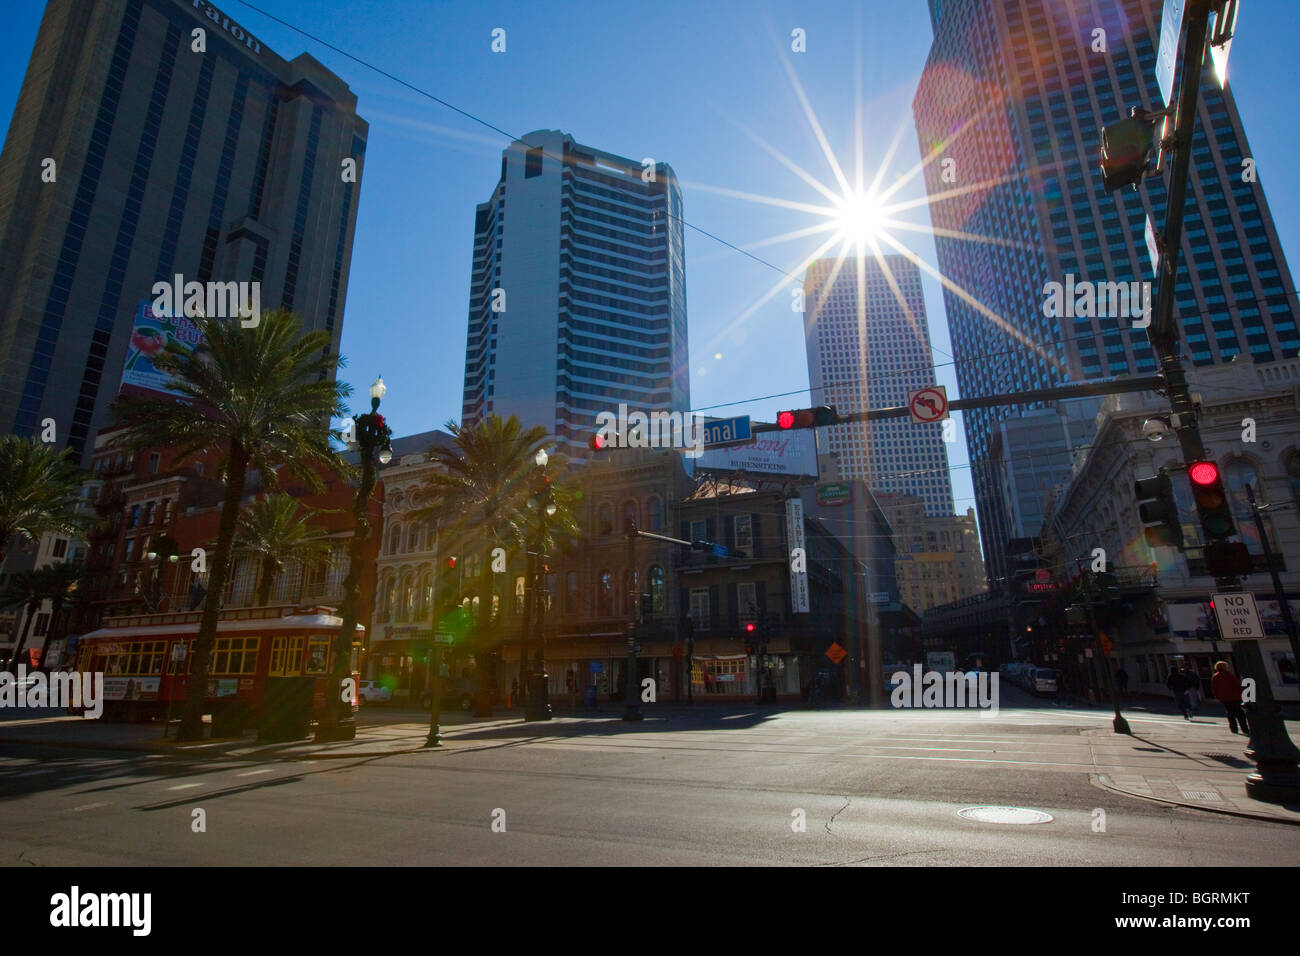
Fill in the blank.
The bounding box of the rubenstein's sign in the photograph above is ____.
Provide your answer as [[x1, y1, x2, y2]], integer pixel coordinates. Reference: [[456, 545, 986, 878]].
[[192, 1, 263, 55]]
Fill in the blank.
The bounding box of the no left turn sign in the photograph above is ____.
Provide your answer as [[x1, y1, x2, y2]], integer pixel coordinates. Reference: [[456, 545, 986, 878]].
[[908, 386, 949, 424]]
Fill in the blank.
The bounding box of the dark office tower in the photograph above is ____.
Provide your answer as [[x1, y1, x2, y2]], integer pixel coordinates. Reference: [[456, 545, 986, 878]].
[[913, 0, 1298, 585], [0, 0, 368, 462], [462, 130, 689, 457]]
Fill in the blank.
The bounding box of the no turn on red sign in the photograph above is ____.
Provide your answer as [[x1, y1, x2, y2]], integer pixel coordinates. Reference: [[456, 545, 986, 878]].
[[908, 385, 949, 423], [1212, 592, 1265, 641]]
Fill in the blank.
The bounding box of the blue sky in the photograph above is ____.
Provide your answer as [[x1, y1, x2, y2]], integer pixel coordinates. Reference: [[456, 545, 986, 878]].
[[2, 0, 1298, 519]]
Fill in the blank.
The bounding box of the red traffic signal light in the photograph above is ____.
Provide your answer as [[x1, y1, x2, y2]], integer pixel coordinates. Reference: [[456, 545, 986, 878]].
[[589, 433, 605, 451], [1186, 460, 1235, 540], [446, 556, 457, 570], [776, 406, 836, 429], [745, 622, 755, 633]]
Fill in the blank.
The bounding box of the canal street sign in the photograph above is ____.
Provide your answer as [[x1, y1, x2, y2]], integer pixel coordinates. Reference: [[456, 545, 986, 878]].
[[701, 415, 752, 448], [1212, 592, 1264, 640]]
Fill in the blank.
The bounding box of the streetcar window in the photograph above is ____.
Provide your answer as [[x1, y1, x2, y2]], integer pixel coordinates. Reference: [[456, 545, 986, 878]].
[[305, 638, 329, 674], [211, 637, 259, 675]]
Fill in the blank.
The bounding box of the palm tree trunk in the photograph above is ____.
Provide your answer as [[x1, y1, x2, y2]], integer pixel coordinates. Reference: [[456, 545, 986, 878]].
[[257, 555, 276, 607], [10, 599, 39, 672], [177, 444, 249, 741]]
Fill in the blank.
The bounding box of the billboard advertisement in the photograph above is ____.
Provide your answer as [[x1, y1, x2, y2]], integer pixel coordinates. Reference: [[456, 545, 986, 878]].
[[696, 427, 817, 477], [119, 300, 204, 398]]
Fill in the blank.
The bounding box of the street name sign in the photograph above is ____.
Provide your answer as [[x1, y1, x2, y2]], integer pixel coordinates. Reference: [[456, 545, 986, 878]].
[[701, 415, 752, 448], [1156, 0, 1186, 106]]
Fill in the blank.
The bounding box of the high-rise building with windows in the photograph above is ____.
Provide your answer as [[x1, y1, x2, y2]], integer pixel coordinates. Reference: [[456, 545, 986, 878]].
[[803, 255, 954, 516], [461, 130, 689, 456], [913, 0, 1298, 584], [0, 0, 367, 462]]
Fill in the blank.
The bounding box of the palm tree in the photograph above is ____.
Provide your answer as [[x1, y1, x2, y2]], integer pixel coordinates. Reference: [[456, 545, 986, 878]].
[[1, 570, 45, 672], [108, 309, 350, 740], [414, 415, 550, 712], [234, 493, 334, 606], [36, 561, 85, 667], [0, 435, 85, 570]]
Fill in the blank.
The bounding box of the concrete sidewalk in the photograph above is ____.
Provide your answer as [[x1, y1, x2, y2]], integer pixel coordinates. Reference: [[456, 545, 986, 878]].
[[1083, 711, 1300, 825]]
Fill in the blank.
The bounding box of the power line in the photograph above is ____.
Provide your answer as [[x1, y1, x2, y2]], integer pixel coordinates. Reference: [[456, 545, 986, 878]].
[[234, 0, 803, 282]]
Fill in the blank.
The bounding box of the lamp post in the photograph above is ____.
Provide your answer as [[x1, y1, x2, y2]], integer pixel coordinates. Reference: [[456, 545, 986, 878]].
[[142, 547, 179, 613], [317, 377, 392, 742], [525, 448, 554, 721]]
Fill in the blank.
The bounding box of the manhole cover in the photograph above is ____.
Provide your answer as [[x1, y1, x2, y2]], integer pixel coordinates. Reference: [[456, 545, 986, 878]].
[[956, 806, 1054, 825], [1180, 790, 1223, 802]]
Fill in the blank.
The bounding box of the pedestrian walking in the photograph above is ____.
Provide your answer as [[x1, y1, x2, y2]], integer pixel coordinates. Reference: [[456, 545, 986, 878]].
[[1166, 666, 1192, 719], [1211, 661, 1251, 736], [1181, 665, 1201, 713], [1114, 667, 1129, 695], [510, 676, 520, 709]]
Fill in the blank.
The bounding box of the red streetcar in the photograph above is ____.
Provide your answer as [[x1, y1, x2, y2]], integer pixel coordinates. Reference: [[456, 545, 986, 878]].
[[73, 605, 363, 732]]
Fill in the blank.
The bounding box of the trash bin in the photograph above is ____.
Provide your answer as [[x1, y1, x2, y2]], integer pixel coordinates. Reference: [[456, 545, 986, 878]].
[[258, 676, 315, 742]]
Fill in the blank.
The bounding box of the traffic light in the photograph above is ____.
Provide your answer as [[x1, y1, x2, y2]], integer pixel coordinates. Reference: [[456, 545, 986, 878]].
[[1134, 471, 1184, 550], [589, 432, 606, 452], [1100, 111, 1157, 191], [446, 556, 457, 570], [745, 622, 755, 634], [776, 405, 836, 430], [1187, 460, 1235, 540], [1204, 541, 1252, 578]]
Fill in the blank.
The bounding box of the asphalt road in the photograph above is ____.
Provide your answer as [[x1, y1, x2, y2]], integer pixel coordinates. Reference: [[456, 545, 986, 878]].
[[3, 689, 1297, 866]]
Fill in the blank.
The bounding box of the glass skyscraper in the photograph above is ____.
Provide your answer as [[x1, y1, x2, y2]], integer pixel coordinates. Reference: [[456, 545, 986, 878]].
[[461, 130, 689, 457], [804, 255, 955, 516], [0, 0, 367, 463], [913, 0, 1298, 584]]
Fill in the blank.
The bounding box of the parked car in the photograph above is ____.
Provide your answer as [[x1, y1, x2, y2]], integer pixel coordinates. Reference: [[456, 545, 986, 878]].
[[1026, 667, 1059, 697], [357, 680, 391, 704], [421, 677, 475, 712]]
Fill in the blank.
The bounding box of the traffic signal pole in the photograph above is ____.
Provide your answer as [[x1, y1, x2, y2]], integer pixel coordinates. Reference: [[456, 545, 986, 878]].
[[1139, 0, 1300, 801]]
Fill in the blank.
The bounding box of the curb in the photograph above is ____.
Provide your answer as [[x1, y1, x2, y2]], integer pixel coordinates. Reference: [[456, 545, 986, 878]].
[[1094, 773, 1300, 827]]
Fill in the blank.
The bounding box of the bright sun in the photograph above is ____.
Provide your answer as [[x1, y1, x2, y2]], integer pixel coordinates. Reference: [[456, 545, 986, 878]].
[[833, 189, 886, 244]]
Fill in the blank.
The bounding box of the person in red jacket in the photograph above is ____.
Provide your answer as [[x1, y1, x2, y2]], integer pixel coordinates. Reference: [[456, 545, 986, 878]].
[[1211, 661, 1251, 736]]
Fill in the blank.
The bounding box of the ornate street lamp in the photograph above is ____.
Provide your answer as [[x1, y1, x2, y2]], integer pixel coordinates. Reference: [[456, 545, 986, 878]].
[[316, 377, 393, 742]]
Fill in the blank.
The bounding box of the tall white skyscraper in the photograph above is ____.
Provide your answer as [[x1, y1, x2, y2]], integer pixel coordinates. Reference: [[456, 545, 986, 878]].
[[803, 255, 954, 516], [461, 130, 689, 456]]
